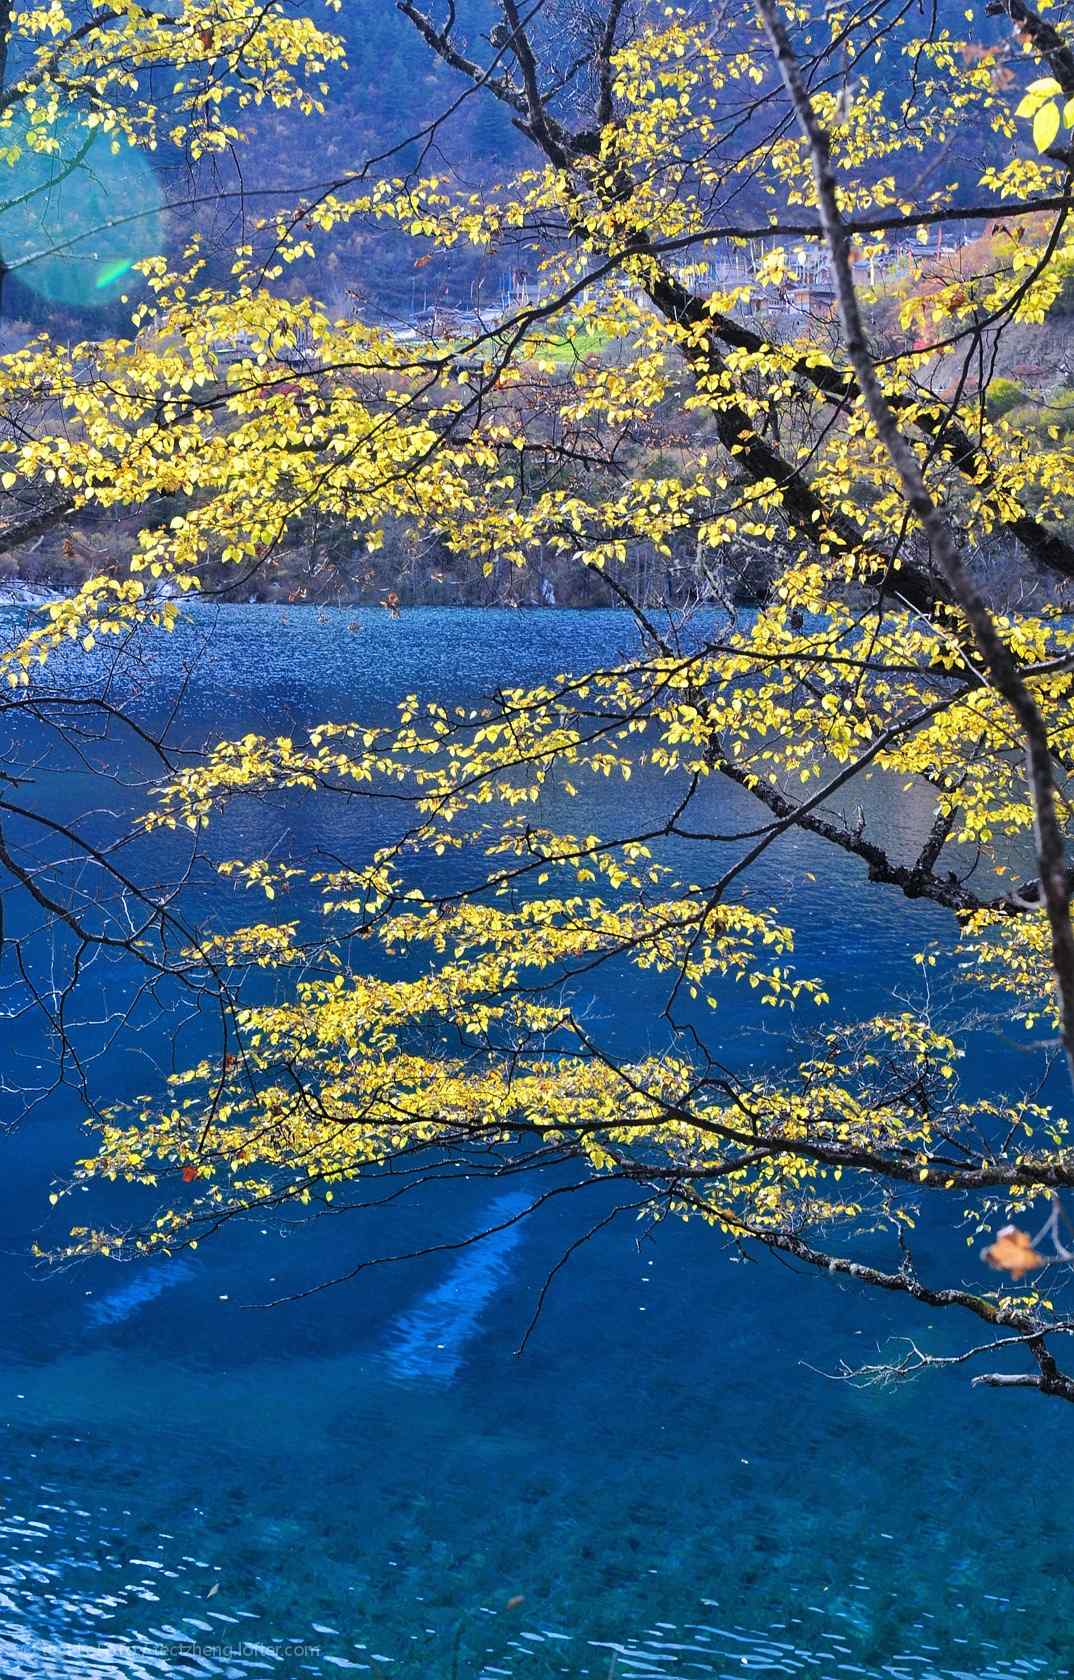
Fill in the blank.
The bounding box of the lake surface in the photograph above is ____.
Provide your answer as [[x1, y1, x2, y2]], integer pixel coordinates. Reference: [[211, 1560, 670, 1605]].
[[0, 606, 1068, 1680]]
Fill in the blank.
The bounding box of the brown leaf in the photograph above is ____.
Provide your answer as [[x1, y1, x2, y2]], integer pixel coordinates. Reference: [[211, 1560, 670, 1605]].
[[981, 1225, 1045, 1281]]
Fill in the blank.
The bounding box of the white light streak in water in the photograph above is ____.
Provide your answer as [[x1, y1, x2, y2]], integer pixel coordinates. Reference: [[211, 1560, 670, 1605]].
[[385, 1192, 531, 1382]]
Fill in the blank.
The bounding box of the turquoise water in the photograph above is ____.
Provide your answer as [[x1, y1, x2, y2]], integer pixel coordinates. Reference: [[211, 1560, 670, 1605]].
[[0, 607, 1069, 1680]]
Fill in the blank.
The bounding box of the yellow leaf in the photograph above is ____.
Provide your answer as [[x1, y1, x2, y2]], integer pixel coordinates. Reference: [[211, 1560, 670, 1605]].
[[1033, 100, 1061, 152]]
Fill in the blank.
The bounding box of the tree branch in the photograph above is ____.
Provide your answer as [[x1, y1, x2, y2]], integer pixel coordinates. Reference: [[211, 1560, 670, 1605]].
[[759, 0, 1074, 1087]]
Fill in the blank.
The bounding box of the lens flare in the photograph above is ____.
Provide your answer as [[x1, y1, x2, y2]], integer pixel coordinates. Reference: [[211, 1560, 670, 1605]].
[[95, 258, 135, 290], [0, 115, 163, 310]]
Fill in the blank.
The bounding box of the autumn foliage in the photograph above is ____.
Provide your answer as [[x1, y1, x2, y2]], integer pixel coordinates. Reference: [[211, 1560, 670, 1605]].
[[10, 0, 1074, 1401]]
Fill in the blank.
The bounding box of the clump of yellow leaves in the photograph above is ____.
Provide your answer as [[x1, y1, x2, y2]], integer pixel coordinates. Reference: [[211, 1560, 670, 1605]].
[[1017, 76, 1074, 153]]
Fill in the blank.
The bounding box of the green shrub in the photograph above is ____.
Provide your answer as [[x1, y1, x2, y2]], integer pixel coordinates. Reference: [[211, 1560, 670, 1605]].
[[985, 377, 1027, 419]]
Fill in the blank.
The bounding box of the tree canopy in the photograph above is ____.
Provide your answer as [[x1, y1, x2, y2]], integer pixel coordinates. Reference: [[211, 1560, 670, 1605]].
[[10, 0, 1074, 1402]]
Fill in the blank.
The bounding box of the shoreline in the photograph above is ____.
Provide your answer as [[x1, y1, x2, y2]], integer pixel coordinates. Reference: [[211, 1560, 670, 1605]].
[[0, 587, 746, 614]]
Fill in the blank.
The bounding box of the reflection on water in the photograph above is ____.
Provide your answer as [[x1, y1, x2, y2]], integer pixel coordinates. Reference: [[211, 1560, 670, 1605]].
[[0, 1466, 1064, 1680], [86, 1263, 198, 1332], [0, 607, 1068, 1679], [386, 1193, 532, 1383]]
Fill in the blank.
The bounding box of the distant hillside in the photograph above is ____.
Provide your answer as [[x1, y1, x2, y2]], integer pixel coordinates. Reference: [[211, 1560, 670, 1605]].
[[2, 0, 1026, 336]]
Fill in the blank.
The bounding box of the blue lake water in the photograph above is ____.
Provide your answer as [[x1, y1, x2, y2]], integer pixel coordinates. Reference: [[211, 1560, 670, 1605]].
[[0, 605, 1068, 1680]]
